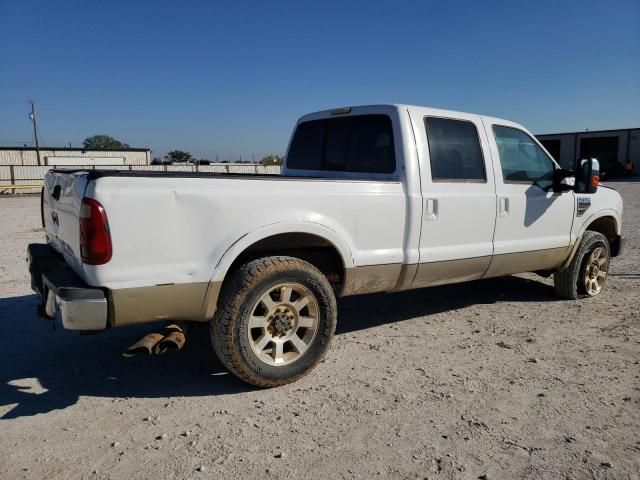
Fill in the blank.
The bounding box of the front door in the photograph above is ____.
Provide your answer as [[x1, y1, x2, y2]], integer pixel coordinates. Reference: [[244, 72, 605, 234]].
[[409, 109, 498, 287], [484, 121, 575, 277]]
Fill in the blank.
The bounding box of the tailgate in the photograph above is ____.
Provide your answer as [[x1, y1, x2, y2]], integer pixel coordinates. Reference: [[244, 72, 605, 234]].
[[42, 170, 89, 274]]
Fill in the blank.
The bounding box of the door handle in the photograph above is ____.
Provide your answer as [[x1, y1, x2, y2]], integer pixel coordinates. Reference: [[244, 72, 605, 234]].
[[499, 197, 509, 217], [425, 198, 438, 221]]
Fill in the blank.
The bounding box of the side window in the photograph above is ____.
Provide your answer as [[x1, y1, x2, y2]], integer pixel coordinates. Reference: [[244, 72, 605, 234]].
[[287, 115, 395, 174], [424, 117, 486, 182], [493, 125, 556, 187], [287, 120, 325, 171]]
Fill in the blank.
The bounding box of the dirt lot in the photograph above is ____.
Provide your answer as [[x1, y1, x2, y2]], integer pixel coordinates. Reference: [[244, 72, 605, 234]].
[[1, 183, 638, 480]]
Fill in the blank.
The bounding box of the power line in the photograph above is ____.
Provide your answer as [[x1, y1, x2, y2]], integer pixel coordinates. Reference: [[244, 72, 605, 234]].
[[33, 106, 47, 146], [35, 121, 46, 147]]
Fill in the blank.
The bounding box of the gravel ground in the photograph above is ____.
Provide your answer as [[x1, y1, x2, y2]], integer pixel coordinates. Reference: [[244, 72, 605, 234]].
[[1, 183, 638, 480]]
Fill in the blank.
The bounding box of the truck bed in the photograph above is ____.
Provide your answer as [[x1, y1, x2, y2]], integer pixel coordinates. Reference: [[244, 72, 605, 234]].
[[50, 168, 398, 183]]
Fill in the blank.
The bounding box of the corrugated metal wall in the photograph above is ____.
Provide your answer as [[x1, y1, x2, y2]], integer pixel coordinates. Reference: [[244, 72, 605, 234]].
[[0, 163, 282, 194], [0, 149, 150, 166]]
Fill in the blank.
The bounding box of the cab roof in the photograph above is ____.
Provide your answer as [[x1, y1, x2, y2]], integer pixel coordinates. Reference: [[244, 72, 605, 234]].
[[298, 104, 522, 130]]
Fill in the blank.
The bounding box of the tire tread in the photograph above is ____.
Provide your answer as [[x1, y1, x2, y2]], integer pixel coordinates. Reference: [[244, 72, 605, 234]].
[[210, 256, 336, 388], [554, 231, 609, 299]]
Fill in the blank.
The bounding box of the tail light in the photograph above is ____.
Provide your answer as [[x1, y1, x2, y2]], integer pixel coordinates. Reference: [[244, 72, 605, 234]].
[[80, 198, 112, 265]]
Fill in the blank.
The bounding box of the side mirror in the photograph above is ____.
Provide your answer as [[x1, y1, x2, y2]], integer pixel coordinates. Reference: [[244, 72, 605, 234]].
[[575, 158, 600, 194], [552, 168, 574, 192]]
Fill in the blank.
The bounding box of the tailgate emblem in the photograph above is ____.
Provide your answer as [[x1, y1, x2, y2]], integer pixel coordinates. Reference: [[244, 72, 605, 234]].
[[51, 211, 59, 227]]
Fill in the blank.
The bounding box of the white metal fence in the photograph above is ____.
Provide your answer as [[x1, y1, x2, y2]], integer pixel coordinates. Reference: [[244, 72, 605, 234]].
[[0, 163, 283, 194], [0, 149, 150, 166]]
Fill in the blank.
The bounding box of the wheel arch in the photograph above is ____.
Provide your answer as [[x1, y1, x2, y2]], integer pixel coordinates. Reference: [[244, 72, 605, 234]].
[[562, 210, 620, 269], [203, 222, 354, 318], [584, 215, 618, 246]]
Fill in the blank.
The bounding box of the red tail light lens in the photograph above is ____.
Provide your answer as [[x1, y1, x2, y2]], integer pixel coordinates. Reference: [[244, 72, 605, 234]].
[[80, 198, 112, 265]]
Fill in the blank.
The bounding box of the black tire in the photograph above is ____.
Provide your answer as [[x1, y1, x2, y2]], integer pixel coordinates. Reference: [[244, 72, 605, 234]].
[[210, 256, 337, 387], [554, 231, 610, 300]]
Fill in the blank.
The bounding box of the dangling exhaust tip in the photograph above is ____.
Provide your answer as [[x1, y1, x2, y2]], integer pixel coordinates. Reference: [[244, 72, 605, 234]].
[[122, 332, 165, 358], [154, 323, 190, 355]]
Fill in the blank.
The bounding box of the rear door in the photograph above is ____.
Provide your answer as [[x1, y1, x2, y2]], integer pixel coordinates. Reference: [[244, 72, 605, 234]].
[[483, 120, 574, 276], [409, 109, 497, 287]]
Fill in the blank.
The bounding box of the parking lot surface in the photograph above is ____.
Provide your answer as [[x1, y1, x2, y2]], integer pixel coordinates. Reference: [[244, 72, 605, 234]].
[[1, 183, 639, 479]]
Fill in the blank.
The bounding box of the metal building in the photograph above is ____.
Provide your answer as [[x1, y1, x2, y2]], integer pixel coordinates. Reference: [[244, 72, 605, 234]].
[[536, 128, 640, 176], [0, 147, 151, 166]]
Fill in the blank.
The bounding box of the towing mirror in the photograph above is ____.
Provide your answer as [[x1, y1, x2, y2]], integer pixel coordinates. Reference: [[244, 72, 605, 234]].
[[575, 158, 600, 194], [552, 169, 574, 192]]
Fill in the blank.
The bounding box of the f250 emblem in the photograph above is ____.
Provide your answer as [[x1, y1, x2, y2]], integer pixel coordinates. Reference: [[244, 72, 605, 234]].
[[50, 211, 59, 227], [576, 197, 591, 217]]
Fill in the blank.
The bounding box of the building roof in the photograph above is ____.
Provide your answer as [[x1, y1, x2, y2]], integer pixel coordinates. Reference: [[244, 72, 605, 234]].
[[0, 146, 150, 152], [537, 127, 639, 137]]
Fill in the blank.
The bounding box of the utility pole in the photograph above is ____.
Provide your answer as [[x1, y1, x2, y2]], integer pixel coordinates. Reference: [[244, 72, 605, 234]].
[[28, 101, 42, 166]]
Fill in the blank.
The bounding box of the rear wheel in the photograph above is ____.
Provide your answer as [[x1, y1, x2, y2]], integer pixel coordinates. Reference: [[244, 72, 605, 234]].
[[554, 231, 610, 299], [211, 256, 337, 387]]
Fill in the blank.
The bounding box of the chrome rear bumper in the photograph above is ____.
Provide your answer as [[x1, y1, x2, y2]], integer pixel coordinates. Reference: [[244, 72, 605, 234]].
[[28, 244, 108, 331]]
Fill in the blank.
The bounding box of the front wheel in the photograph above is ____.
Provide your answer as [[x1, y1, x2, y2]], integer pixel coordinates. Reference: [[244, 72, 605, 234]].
[[554, 231, 610, 299], [210, 256, 337, 387]]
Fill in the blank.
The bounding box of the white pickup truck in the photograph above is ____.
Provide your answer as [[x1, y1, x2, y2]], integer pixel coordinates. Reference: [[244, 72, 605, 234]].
[[29, 104, 624, 387]]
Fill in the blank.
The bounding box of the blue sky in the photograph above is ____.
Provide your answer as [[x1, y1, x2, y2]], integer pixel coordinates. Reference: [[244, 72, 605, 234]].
[[1, 0, 638, 160]]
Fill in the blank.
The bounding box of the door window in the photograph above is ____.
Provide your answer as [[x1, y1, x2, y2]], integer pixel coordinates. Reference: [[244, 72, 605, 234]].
[[493, 125, 556, 188], [424, 117, 486, 182]]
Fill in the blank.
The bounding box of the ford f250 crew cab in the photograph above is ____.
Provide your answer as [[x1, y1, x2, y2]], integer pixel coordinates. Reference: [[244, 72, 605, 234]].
[[28, 104, 624, 387]]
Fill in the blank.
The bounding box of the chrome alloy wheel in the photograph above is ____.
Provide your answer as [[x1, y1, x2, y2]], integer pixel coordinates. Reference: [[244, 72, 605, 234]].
[[247, 282, 320, 366], [583, 246, 609, 296]]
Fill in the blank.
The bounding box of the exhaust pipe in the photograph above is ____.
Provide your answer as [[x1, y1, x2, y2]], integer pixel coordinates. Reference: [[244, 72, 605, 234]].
[[154, 323, 190, 355], [122, 332, 165, 358], [123, 322, 191, 358]]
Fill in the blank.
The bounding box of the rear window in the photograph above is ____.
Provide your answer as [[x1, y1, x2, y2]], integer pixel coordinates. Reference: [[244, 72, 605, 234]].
[[287, 115, 396, 174], [424, 117, 486, 182]]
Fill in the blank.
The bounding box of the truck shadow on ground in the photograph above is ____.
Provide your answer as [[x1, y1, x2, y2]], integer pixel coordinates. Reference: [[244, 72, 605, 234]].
[[0, 275, 558, 419], [335, 274, 558, 335]]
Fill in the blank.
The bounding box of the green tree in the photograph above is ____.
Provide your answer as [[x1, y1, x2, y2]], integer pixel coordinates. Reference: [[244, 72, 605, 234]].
[[83, 135, 129, 149], [261, 154, 283, 166], [165, 150, 193, 163]]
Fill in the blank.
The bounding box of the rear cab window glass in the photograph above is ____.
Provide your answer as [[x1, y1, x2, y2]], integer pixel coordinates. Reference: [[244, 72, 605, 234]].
[[424, 117, 486, 182], [492, 125, 556, 188], [287, 115, 396, 174]]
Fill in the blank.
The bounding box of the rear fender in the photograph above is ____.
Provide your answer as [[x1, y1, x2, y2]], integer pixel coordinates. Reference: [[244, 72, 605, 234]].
[[203, 221, 354, 319]]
